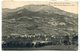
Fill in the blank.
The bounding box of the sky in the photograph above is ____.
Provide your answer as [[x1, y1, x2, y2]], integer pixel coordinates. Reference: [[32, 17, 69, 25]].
[[2, 0, 78, 14]]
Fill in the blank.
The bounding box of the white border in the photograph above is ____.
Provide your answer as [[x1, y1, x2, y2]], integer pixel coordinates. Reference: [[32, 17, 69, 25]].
[[14, 0, 77, 2], [78, 0, 80, 51], [0, 0, 2, 52], [0, 0, 79, 52]]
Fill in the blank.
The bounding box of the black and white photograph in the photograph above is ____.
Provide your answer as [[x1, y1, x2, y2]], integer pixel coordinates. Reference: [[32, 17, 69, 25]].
[[2, 0, 78, 51]]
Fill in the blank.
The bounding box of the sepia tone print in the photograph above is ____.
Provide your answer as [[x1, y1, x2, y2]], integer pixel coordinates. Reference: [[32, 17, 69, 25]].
[[2, 0, 78, 50]]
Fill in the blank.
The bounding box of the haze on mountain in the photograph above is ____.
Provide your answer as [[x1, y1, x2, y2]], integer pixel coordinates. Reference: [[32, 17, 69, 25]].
[[2, 5, 78, 36]]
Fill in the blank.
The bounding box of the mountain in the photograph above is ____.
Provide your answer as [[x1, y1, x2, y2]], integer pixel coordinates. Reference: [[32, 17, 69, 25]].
[[2, 5, 78, 36]]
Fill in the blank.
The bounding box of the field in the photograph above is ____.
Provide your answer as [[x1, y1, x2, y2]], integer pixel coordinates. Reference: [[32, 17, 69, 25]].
[[3, 45, 77, 50]]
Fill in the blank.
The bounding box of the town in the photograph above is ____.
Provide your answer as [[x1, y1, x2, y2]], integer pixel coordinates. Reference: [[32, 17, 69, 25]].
[[2, 33, 78, 49]]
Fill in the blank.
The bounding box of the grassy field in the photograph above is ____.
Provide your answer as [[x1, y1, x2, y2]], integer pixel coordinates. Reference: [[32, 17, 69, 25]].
[[2, 45, 78, 51]]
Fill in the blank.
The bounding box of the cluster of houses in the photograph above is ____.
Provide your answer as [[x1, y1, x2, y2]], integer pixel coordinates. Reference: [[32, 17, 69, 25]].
[[2, 33, 78, 48]]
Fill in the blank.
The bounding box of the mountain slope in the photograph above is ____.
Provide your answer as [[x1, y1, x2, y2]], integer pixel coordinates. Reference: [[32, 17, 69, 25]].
[[2, 5, 78, 36]]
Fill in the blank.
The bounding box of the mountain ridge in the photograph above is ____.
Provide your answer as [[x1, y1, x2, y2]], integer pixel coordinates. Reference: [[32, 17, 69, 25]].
[[2, 5, 78, 36]]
